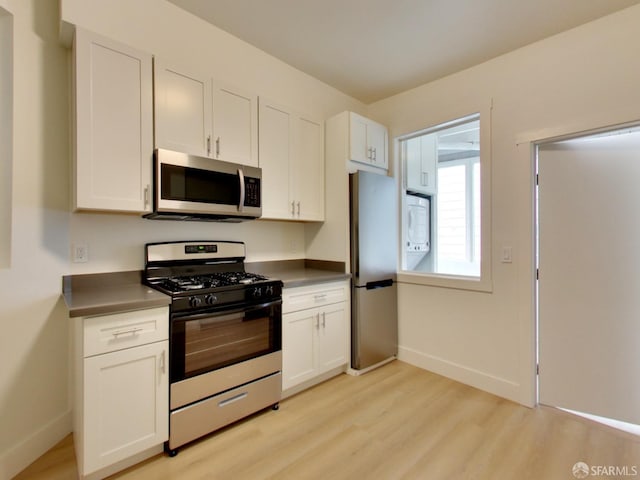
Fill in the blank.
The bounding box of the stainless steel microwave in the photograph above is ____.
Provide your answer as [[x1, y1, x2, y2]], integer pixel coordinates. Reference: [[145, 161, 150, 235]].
[[144, 148, 262, 221]]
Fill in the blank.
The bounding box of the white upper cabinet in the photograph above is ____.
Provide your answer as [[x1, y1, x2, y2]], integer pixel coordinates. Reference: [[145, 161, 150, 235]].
[[74, 27, 153, 212], [258, 98, 324, 221], [212, 83, 258, 166], [154, 63, 212, 157], [292, 114, 324, 221], [349, 111, 388, 171], [155, 61, 258, 166], [406, 134, 437, 195], [258, 100, 293, 219]]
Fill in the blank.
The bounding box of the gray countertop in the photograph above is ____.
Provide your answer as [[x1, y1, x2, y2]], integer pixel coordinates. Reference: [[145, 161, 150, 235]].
[[62, 271, 170, 318], [63, 260, 350, 318], [248, 259, 350, 288]]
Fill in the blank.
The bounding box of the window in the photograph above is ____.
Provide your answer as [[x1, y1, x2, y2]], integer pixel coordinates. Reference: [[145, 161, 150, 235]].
[[401, 114, 486, 283]]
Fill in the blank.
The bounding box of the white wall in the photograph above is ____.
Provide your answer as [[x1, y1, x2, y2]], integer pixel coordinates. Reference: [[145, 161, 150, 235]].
[[369, 4, 640, 406], [0, 0, 71, 477], [0, 0, 364, 476]]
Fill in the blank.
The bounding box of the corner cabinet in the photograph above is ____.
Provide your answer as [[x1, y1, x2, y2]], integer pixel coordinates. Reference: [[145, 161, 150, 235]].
[[154, 61, 258, 167], [282, 280, 349, 393], [73, 27, 153, 213], [258, 98, 324, 221], [72, 307, 169, 479]]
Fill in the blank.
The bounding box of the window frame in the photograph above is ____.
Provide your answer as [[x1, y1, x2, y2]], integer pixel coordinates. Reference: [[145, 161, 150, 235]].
[[397, 105, 493, 293]]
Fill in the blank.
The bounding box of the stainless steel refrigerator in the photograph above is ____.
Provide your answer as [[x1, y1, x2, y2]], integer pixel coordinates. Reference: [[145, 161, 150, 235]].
[[349, 170, 398, 370]]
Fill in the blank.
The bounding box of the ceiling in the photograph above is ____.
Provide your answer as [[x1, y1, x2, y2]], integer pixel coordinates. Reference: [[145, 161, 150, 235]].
[[168, 0, 640, 104]]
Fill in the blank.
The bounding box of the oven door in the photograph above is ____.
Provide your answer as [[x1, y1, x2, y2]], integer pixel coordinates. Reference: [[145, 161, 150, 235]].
[[170, 299, 281, 383]]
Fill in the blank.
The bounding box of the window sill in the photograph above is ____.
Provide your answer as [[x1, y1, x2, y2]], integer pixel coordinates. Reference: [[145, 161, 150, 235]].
[[396, 271, 493, 293]]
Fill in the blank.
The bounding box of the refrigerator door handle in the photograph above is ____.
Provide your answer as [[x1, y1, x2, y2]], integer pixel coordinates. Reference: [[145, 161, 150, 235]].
[[362, 279, 394, 290]]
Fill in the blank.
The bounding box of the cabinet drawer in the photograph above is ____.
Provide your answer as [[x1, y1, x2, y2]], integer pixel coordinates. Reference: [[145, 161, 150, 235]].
[[83, 307, 168, 357], [283, 281, 348, 313]]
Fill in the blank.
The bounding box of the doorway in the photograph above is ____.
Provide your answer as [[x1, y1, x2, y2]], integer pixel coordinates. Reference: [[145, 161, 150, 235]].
[[536, 125, 640, 429]]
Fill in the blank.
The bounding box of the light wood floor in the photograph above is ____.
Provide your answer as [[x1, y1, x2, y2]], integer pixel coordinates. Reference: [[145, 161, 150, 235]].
[[14, 361, 640, 480]]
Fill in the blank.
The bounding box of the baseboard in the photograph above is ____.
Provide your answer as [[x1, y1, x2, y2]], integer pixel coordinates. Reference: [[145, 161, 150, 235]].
[[398, 346, 522, 404], [0, 409, 72, 479]]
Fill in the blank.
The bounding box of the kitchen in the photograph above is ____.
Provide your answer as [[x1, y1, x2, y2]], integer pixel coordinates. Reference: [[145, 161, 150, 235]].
[[3, 0, 640, 478]]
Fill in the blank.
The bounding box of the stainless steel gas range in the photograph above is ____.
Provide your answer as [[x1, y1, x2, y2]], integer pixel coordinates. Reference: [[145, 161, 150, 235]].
[[143, 241, 282, 456]]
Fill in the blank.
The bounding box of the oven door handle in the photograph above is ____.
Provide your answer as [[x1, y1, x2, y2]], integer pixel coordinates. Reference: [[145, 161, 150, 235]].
[[172, 299, 281, 323]]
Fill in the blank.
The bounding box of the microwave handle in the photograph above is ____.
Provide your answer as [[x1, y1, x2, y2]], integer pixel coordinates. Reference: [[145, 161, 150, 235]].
[[238, 168, 245, 212]]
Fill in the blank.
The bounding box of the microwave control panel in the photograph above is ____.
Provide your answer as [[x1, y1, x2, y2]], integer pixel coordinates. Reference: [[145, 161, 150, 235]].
[[245, 177, 261, 207]]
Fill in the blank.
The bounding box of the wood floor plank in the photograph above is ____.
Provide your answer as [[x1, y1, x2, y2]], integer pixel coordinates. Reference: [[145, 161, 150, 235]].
[[13, 361, 640, 480]]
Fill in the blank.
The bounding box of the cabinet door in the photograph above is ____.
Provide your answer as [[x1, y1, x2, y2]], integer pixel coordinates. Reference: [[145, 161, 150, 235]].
[[367, 120, 388, 170], [419, 134, 437, 193], [293, 114, 325, 221], [258, 100, 293, 219], [282, 309, 318, 390], [406, 135, 437, 195], [155, 62, 212, 157], [74, 28, 153, 212], [212, 82, 258, 166], [349, 112, 369, 164], [317, 302, 348, 372], [83, 341, 168, 475]]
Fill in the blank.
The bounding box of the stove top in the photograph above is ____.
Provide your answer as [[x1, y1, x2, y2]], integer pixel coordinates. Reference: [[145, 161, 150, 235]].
[[150, 271, 271, 295], [143, 241, 282, 313]]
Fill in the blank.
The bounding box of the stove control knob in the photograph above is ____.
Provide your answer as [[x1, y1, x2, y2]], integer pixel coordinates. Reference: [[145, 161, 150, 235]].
[[265, 285, 274, 296], [189, 296, 202, 308], [205, 294, 218, 305], [252, 287, 262, 298]]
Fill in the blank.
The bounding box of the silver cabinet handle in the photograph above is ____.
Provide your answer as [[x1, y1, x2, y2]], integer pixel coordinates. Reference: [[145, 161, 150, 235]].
[[144, 184, 150, 208], [322, 311, 326, 328], [372, 147, 377, 161], [112, 327, 143, 337], [315, 313, 320, 329], [207, 135, 211, 155], [367, 146, 372, 160], [216, 137, 221, 157], [296, 201, 300, 215], [291, 201, 295, 216], [314, 293, 327, 301]]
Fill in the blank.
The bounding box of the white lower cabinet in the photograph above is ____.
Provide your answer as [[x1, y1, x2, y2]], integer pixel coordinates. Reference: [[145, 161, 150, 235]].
[[282, 281, 349, 392], [73, 307, 169, 479]]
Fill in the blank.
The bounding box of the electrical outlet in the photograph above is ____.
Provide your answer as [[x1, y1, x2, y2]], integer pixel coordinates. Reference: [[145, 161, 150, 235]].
[[72, 243, 89, 263]]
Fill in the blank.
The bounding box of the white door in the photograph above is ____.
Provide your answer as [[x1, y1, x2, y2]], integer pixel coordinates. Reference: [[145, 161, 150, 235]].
[[538, 129, 640, 425]]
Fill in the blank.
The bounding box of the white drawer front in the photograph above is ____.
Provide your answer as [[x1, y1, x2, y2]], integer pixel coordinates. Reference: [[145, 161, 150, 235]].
[[283, 281, 348, 313], [83, 306, 169, 357]]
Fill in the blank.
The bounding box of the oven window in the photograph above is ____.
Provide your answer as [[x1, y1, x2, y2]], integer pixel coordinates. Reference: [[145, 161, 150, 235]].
[[173, 303, 281, 380]]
